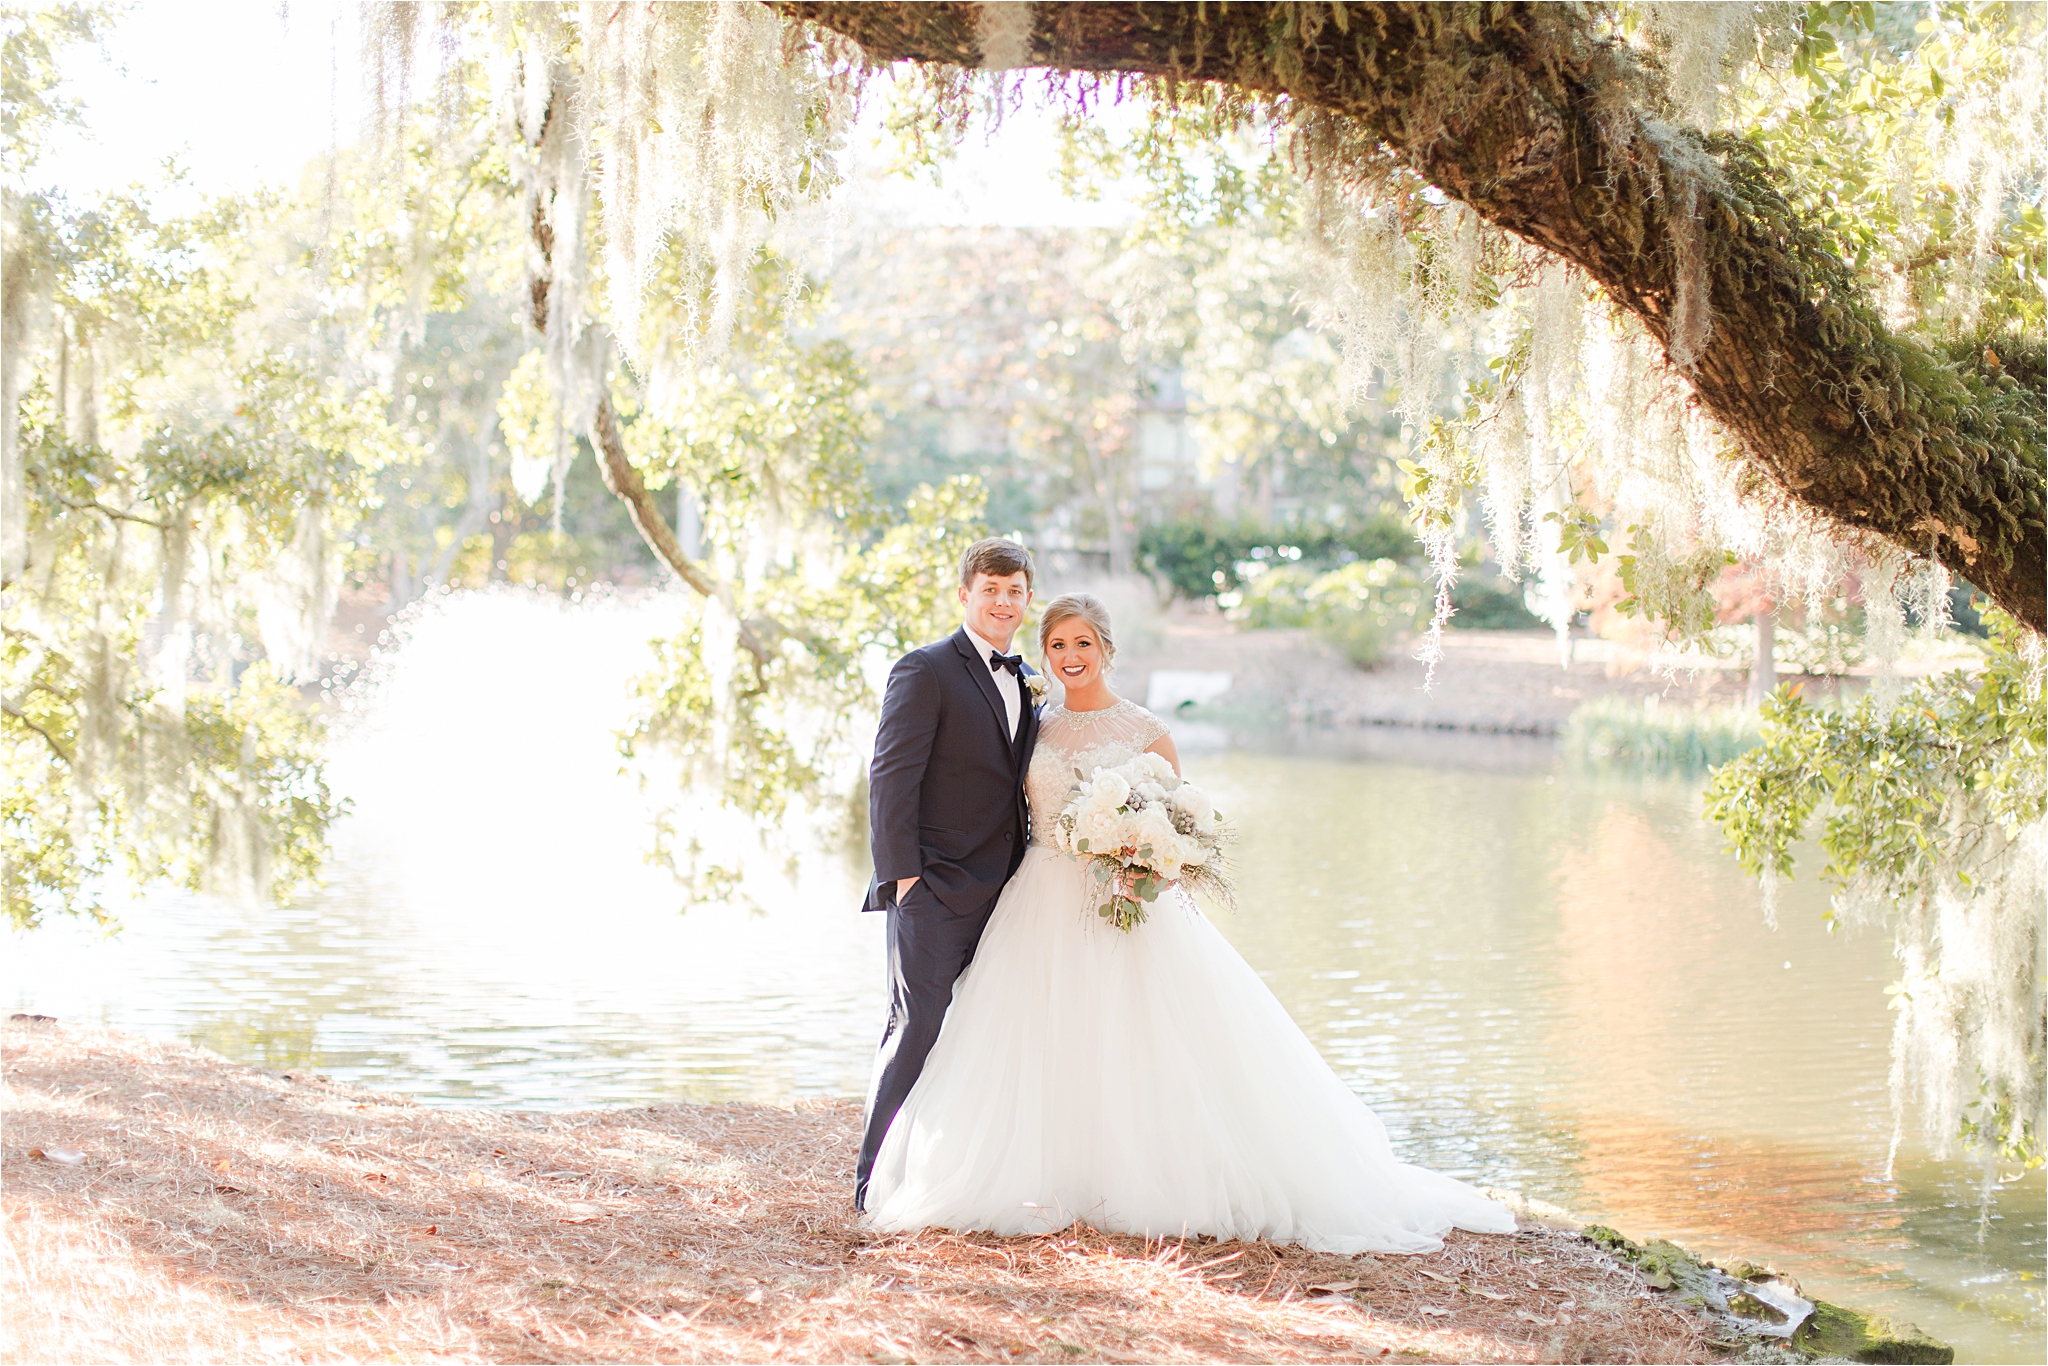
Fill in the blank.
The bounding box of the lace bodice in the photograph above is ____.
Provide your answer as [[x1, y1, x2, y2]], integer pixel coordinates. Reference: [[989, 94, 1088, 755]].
[[1026, 699, 1170, 846]]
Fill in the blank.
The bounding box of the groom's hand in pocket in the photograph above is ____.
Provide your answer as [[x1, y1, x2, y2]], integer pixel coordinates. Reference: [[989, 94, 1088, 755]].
[[896, 876, 920, 904]]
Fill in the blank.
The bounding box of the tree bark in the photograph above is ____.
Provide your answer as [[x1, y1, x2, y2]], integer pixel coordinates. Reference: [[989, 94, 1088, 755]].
[[779, 0, 2046, 632]]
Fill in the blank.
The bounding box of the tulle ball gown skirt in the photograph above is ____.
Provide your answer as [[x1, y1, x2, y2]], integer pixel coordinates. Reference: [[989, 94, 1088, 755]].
[[864, 845, 1516, 1254]]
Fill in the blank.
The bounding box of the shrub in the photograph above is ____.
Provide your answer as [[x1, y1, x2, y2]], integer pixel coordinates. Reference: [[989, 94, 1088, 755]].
[[1448, 576, 1546, 630], [1225, 558, 1430, 668], [1138, 521, 1255, 601], [1139, 515, 1416, 601], [1304, 560, 1430, 667], [1227, 564, 1320, 628]]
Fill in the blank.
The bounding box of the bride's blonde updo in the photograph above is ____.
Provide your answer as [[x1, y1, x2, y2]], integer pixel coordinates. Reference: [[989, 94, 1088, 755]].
[[1036, 593, 1116, 670]]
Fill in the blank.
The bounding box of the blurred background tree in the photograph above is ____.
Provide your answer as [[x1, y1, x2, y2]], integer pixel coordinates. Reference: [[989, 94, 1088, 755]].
[[5, 7, 403, 925]]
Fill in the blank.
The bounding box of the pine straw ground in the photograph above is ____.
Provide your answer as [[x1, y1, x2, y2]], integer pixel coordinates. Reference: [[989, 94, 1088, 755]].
[[3, 1021, 1733, 1365]]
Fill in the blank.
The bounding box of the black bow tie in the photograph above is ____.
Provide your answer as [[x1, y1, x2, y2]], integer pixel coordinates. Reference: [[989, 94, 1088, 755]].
[[990, 651, 1024, 677]]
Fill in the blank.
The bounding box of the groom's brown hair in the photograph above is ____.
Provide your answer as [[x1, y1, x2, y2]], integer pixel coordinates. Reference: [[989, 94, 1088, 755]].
[[959, 537, 1034, 590]]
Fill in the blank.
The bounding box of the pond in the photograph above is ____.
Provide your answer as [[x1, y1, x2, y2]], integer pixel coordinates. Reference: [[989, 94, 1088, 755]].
[[8, 591, 2040, 1361]]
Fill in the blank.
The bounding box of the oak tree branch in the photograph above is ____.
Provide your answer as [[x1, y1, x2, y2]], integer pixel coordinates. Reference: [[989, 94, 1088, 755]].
[[779, 0, 2046, 631]]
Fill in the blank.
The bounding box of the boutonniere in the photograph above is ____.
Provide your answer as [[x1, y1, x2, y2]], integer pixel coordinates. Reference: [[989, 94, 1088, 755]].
[[1026, 673, 1050, 705]]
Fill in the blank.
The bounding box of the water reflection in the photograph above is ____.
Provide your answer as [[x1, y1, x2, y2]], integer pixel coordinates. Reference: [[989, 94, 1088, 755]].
[[5, 592, 2039, 1360], [1191, 745, 2041, 1362]]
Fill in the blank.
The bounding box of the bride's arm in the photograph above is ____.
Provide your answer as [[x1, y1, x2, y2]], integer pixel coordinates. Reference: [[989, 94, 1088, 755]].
[[1145, 729, 1186, 892], [1145, 730, 1181, 777]]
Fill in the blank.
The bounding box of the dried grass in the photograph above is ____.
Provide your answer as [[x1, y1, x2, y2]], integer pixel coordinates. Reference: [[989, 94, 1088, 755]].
[[3, 1021, 1732, 1363]]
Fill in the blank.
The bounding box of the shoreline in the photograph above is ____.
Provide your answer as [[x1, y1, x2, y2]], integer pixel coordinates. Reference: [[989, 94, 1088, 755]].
[[1113, 616, 1980, 739], [4, 1021, 1951, 1364]]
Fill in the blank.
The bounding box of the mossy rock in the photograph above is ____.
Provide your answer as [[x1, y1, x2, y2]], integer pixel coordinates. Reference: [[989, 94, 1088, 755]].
[[1728, 1291, 1791, 1326], [1583, 1227, 1716, 1303], [1584, 1226, 1954, 1364], [1640, 1239, 1716, 1304], [1792, 1300, 1954, 1365]]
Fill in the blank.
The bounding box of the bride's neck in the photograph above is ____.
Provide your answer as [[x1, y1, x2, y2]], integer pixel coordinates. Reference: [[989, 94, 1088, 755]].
[[1060, 680, 1120, 712]]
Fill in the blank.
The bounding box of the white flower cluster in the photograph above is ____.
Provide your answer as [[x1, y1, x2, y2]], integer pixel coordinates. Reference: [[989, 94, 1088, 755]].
[[1053, 752, 1233, 932]]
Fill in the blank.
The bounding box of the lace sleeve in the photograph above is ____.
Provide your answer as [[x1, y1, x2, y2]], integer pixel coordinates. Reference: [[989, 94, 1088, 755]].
[[1132, 706, 1170, 751]]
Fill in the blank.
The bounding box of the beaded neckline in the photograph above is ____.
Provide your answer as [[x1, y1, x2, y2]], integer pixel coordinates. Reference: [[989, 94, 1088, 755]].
[[1051, 697, 1136, 725]]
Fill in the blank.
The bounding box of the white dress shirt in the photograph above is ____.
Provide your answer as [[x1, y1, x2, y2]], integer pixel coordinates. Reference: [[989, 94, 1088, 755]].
[[965, 625, 1024, 740]]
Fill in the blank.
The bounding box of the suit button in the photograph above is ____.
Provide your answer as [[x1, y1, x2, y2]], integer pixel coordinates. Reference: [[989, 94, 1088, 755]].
[[1004, 832, 1013, 841]]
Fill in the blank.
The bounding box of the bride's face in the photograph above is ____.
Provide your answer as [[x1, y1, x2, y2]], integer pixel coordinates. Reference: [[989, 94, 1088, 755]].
[[1042, 620, 1107, 691]]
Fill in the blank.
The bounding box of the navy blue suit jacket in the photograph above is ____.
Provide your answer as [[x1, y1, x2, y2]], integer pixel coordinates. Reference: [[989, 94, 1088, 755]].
[[864, 628, 1040, 914]]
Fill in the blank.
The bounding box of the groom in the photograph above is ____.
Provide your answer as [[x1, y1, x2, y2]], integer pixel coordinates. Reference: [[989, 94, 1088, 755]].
[[854, 537, 1041, 1210]]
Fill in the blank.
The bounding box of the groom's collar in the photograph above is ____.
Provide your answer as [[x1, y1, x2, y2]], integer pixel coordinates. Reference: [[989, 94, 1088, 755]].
[[962, 624, 1020, 665]]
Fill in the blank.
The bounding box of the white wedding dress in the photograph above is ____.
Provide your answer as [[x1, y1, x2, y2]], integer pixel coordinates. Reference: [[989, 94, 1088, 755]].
[[864, 699, 1516, 1254]]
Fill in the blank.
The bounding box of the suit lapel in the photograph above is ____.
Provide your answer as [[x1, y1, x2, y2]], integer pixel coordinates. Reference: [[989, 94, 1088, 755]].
[[1014, 667, 1039, 778], [952, 629, 1013, 752]]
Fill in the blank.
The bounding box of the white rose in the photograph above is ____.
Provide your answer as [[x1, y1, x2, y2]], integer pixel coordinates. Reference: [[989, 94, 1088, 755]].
[[1090, 770, 1131, 808], [1135, 780, 1166, 804], [1081, 786, 1125, 822], [1133, 805, 1178, 858], [1169, 785, 1215, 829], [1175, 834, 1210, 867], [1135, 751, 1178, 788], [1079, 804, 1125, 851]]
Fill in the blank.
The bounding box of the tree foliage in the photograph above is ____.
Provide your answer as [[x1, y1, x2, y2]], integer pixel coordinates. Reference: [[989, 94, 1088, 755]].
[[0, 2, 114, 178], [0, 177, 397, 925], [0, 14, 511, 926], [1705, 616, 2046, 1165], [352, 10, 1015, 897], [1734, 2, 2044, 350]]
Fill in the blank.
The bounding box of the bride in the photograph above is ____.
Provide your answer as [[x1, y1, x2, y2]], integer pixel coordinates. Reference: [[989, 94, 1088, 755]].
[[863, 593, 1516, 1254]]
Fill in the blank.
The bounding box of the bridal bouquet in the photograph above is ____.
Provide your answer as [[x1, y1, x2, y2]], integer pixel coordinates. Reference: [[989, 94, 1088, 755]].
[[1051, 752, 1235, 932]]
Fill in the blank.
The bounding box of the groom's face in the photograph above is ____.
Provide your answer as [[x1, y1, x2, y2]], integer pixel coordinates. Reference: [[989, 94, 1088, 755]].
[[961, 571, 1033, 651]]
